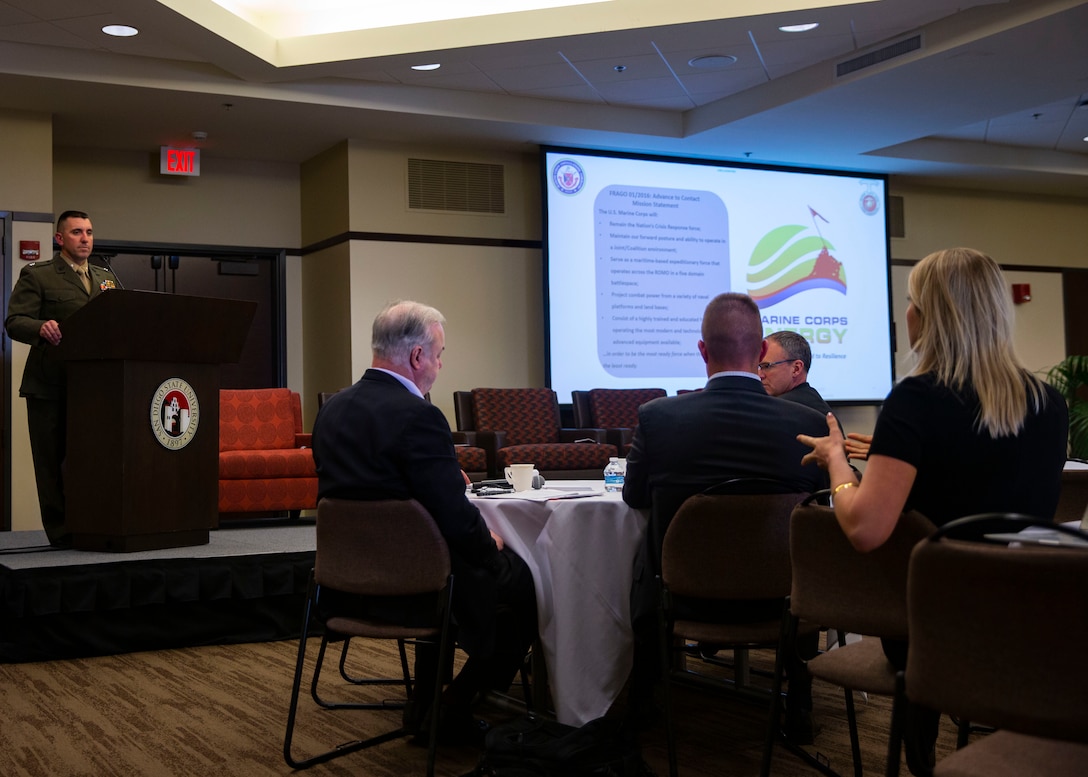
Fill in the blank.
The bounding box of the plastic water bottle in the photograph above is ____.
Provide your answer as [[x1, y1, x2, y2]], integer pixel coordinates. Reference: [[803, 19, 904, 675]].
[[603, 457, 625, 492]]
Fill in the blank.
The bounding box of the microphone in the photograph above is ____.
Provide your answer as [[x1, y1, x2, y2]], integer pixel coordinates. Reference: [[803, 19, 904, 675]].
[[94, 253, 125, 290]]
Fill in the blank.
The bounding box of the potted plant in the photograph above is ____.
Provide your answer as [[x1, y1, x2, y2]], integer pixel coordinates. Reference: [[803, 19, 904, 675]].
[[1046, 355, 1088, 460]]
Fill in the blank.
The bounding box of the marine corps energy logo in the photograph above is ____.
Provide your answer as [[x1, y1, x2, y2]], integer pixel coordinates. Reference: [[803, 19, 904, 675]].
[[746, 207, 847, 307]]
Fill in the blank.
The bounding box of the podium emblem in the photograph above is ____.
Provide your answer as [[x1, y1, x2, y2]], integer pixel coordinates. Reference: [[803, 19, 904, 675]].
[[150, 378, 200, 449]]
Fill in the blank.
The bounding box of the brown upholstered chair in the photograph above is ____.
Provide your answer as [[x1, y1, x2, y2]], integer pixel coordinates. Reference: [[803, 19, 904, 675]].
[[571, 388, 666, 455], [284, 497, 453, 775], [1054, 465, 1088, 524], [903, 515, 1088, 777], [656, 484, 812, 777], [453, 388, 617, 479], [765, 497, 936, 777]]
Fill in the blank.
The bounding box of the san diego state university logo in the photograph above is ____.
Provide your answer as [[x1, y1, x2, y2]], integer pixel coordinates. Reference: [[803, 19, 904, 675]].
[[150, 378, 200, 450]]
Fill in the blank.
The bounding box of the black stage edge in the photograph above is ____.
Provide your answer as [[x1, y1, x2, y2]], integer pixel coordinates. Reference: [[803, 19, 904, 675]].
[[1, 524, 315, 663]]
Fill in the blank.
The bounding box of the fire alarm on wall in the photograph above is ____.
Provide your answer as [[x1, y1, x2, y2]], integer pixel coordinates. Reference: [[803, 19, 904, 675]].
[[19, 241, 40, 261], [1012, 283, 1032, 304]]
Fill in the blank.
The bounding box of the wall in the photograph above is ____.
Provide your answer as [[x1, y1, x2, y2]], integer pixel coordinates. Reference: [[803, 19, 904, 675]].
[[890, 185, 1088, 265], [0, 110, 52, 210], [53, 147, 301, 247], [298, 141, 545, 427], [1, 109, 53, 530]]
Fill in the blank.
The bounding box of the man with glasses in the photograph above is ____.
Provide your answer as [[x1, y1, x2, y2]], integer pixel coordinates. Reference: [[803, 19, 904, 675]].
[[759, 330, 834, 415]]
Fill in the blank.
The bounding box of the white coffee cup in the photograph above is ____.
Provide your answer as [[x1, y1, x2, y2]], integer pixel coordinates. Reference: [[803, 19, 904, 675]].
[[504, 464, 539, 492]]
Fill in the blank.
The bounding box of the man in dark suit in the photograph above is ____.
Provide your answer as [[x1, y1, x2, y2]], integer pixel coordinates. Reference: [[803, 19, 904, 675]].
[[759, 329, 835, 416], [622, 292, 829, 739], [311, 300, 535, 744], [4, 210, 120, 547]]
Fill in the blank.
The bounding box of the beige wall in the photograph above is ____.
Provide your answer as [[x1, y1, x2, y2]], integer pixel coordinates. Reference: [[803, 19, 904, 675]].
[[345, 140, 540, 239], [343, 240, 543, 425], [1, 110, 53, 530], [890, 184, 1088, 266], [5, 117, 1088, 529], [0, 110, 52, 211], [53, 147, 301, 248]]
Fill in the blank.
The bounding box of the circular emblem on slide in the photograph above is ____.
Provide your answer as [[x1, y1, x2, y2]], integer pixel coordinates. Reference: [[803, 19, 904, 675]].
[[859, 191, 881, 216], [150, 378, 200, 450], [552, 159, 585, 195]]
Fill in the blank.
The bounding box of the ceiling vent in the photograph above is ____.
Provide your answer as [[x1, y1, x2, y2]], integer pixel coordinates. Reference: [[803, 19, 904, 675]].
[[836, 34, 923, 78], [407, 158, 505, 214]]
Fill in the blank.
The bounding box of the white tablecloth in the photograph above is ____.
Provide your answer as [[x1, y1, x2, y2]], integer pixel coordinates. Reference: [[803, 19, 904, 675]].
[[470, 481, 648, 726]]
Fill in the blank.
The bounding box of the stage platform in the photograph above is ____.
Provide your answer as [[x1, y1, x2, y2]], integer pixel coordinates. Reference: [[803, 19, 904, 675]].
[[1, 523, 315, 663]]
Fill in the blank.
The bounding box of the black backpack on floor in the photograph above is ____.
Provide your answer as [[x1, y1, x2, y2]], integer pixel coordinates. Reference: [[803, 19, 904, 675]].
[[463, 715, 654, 777]]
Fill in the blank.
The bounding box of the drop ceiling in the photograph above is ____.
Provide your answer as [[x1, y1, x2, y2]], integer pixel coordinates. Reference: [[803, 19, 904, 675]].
[[0, 0, 1085, 196]]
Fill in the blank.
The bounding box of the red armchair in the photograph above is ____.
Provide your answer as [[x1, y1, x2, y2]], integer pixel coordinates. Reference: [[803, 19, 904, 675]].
[[454, 388, 617, 479], [571, 388, 666, 456], [219, 388, 318, 518]]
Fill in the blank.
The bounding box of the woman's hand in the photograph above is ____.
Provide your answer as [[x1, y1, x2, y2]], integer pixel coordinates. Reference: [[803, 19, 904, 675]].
[[845, 433, 873, 461], [798, 412, 847, 470]]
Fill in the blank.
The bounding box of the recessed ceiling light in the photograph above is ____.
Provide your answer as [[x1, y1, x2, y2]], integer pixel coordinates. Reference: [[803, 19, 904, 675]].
[[779, 23, 819, 33], [102, 24, 139, 37], [688, 55, 737, 69], [411, 63, 441, 71]]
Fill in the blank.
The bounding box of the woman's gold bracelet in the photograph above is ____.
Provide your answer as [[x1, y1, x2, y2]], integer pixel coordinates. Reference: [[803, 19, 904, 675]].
[[832, 481, 857, 496]]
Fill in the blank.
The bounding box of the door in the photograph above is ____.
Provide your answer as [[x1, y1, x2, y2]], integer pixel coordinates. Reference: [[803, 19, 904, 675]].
[[91, 245, 286, 389]]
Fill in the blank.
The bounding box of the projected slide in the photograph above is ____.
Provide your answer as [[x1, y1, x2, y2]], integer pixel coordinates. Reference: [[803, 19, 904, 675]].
[[545, 147, 893, 403], [595, 185, 729, 377]]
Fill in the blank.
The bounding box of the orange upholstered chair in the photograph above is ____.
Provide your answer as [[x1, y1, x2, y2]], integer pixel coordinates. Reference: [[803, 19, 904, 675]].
[[571, 388, 666, 455], [454, 388, 617, 479], [219, 388, 318, 517]]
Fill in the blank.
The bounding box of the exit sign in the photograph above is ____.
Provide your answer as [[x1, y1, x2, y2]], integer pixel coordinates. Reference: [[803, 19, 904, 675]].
[[160, 146, 200, 176]]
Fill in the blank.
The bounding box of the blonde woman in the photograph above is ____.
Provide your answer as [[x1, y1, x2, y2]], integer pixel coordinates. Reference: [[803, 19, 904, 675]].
[[798, 247, 1068, 775]]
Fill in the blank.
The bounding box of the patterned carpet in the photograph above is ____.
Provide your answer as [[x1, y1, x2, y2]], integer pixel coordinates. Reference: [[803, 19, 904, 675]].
[[0, 638, 962, 777]]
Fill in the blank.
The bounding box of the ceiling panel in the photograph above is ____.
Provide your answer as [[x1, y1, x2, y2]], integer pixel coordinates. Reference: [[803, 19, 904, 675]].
[[0, 0, 1079, 197]]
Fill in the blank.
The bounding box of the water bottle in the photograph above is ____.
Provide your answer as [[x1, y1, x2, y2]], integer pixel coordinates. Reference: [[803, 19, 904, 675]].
[[603, 457, 625, 492]]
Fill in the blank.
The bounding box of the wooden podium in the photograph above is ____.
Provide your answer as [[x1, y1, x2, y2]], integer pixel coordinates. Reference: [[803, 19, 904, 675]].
[[57, 290, 256, 552]]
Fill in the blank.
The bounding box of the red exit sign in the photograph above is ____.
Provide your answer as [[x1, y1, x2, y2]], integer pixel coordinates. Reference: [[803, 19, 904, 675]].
[[159, 146, 201, 176]]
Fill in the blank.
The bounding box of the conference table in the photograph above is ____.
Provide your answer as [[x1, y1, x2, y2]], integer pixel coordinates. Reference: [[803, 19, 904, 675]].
[[470, 481, 648, 726]]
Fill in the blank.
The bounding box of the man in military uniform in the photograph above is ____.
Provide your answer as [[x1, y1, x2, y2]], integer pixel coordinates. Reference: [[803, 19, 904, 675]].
[[4, 211, 119, 546]]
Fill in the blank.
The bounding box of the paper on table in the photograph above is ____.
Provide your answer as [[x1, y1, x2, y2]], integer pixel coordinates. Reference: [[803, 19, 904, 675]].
[[477, 487, 604, 501]]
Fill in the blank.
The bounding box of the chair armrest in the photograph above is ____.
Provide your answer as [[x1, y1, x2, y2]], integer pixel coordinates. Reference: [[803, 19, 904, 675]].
[[604, 427, 635, 451], [296, 433, 313, 448], [559, 428, 608, 444], [473, 430, 506, 478], [452, 430, 478, 446]]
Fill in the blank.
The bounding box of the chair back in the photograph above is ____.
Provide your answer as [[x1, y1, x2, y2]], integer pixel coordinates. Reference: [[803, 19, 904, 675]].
[[453, 390, 476, 430], [315, 497, 451, 597], [470, 388, 561, 445], [662, 490, 808, 601], [570, 390, 593, 429], [220, 388, 302, 452], [789, 500, 934, 639], [906, 517, 1088, 742], [581, 388, 666, 429]]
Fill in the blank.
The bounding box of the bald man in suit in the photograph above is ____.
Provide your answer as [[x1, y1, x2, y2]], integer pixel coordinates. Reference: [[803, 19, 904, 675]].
[[623, 292, 828, 740]]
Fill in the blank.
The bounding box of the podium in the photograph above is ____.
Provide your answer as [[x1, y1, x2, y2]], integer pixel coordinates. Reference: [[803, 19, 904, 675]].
[[57, 290, 256, 552]]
